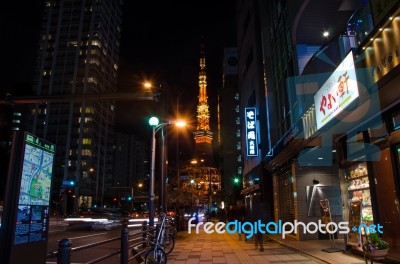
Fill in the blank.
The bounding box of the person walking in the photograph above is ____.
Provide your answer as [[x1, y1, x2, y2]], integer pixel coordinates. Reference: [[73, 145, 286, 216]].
[[235, 200, 246, 241], [251, 202, 266, 252]]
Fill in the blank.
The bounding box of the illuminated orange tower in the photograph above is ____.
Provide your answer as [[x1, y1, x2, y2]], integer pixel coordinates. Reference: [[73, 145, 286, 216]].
[[194, 38, 214, 160]]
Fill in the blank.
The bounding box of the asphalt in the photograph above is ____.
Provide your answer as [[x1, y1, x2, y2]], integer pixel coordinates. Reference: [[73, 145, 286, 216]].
[[167, 228, 400, 264]]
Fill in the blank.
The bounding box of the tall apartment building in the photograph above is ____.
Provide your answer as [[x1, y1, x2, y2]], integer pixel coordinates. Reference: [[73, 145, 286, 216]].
[[113, 132, 147, 205], [235, 0, 273, 219], [30, 0, 123, 213], [218, 47, 242, 201]]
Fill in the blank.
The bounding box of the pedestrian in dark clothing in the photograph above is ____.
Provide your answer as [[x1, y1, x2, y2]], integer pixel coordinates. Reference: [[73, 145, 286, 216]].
[[250, 202, 266, 251], [217, 208, 227, 222], [235, 201, 246, 241]]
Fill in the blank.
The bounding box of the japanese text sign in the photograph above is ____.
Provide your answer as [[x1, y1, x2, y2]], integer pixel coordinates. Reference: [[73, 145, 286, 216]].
[[314, 51, 359, 130], [245, 107, 259, 157]]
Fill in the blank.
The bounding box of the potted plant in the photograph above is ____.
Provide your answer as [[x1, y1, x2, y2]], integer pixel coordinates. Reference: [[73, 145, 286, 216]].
[[363, 232, 389, 258]]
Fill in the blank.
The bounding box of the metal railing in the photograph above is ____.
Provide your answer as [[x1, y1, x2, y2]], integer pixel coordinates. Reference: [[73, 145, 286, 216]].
[[46, 221, 155, 264]]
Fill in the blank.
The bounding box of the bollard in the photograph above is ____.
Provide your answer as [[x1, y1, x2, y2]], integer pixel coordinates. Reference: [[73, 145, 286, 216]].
[[142, 221, 148, 249], [57, 238, 72, 264], [120, 228, 129, 264]]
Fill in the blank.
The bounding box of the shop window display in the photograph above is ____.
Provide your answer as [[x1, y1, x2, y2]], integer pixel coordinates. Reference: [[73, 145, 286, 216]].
[[346, 162, 374, 246], [346, 162, 373, 224]]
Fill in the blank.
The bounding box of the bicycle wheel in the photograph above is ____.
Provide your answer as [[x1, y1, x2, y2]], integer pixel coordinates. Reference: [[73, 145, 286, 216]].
[[163, 234, 175, 255], [145, 246, 167, 264], [166, 225, 177, 238]]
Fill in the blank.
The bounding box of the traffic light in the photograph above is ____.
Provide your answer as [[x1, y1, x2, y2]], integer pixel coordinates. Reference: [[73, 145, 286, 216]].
[[233, 177, 240, 185], [127, 196, 132, 201], [113, 197, 118, 203], [63, 180, 75, 186]]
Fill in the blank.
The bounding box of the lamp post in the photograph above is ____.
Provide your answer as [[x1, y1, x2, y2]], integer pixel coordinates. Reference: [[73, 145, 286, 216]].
[[148, 116, 185, 227]]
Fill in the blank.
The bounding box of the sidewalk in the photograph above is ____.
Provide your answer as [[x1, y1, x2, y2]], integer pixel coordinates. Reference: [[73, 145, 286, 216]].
[[268, 234, 400, 264], [168, 229, 366, 264]]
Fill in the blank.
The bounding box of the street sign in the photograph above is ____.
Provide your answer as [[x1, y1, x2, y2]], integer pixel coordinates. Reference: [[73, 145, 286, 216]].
[[0, 132, 56, 264]]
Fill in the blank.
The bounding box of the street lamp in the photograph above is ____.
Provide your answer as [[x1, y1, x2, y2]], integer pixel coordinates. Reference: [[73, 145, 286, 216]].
[[148, 116, 186, 227]]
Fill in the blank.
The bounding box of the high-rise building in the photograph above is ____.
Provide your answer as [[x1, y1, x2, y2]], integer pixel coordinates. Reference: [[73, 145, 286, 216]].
[[112, 132, 147, 209], [218, 47, 242, 201], [29, 0, 123, 213]]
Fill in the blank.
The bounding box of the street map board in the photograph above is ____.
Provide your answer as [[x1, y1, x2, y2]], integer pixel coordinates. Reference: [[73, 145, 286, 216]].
[[13, 132, 55, 245]]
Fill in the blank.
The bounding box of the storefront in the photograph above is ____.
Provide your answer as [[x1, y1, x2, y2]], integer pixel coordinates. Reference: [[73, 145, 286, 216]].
[[349, 4, 400, 251]]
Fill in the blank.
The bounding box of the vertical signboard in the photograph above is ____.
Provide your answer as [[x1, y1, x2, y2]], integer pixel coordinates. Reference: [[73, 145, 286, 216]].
[[9, 132, 56, 263], [245, 107, 259, 157]]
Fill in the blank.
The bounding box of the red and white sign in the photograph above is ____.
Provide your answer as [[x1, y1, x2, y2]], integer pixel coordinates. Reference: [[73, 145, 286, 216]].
[[314, 51, 359, 130]]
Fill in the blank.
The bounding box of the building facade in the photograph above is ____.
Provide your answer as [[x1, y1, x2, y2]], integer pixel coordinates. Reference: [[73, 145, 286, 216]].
[[236, 0, 400, 257], [235, 0, 274, 221], [218, 47, 242, 203], [113, 132, 147, 205], [29, 0, 123, 213]]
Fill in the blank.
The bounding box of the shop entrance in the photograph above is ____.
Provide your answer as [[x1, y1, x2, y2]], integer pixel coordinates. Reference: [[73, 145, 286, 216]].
[[372, 148, 400, 250]]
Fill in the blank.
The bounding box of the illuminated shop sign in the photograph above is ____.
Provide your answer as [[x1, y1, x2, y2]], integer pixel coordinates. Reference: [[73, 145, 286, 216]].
[[245, 107, 259, 157], [314, 51, 359, 130]]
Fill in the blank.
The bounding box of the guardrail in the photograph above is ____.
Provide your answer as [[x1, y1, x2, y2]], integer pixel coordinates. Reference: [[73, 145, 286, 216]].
[[46, 221, 155, 264]]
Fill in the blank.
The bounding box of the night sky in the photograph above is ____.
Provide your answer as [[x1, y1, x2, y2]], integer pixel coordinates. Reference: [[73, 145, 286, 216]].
[[1, 1, 237, 159]]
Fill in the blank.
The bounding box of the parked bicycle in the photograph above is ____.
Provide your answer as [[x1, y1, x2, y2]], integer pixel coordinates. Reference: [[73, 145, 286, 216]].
[[165, 216, 177, 238], [145, 213, 175, 263]]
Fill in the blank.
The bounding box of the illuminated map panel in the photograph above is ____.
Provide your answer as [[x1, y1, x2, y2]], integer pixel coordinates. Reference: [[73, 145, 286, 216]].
[[14, 133, 55, 245]]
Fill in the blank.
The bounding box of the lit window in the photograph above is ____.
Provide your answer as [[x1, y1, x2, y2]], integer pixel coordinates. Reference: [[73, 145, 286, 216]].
[[235, 117, 241, 125], [86, 106, 94, 113], [236, 142, 241, 150], [235, 105, 240, 112], [82, 138, 92, 145], [235, 93, 240, 100], [82, 149, 92, 156], [88, 58, 100, 65], [87, 77, 97, 84], [91, 40, 102, 48], [236, 129, 240, 137]]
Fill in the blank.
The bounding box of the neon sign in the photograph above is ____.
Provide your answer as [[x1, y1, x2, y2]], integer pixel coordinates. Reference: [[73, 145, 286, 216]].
[[245, 107, 258, 157]]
